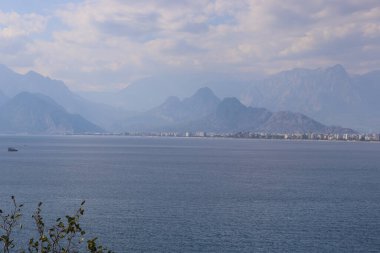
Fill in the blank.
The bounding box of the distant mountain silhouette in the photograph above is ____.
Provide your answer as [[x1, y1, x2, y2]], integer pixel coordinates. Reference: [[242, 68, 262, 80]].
[[243, 64, 379, 131], [183, 97, 354, 134], [0, 92, 103, 134], [114, 87, 221, 131], [150, 87, 220, 121], [0, 65, 126, 130], [81, 72, 250, 112], [116, 87, 355, 134], [81, 64, 380, 131], [0, 90, 8, 106], [1, 64, 377, 132]]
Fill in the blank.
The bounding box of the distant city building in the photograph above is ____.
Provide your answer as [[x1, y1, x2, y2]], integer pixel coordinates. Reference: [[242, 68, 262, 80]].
[[121, 130, 379, 142], [195, 131, 206, 137]]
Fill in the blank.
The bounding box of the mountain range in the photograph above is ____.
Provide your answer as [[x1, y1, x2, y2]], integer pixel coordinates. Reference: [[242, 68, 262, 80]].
[[0, 90, 8, 106], [243, 64, 380, 131], [80, 72, 251, 112], [115, 87, 354, 134], [0, 65, 127, 129], [112, 87, 218, 131], [0, 92, 103, 134], [80, 64, 380, 132], [0, 64, 377, 134]]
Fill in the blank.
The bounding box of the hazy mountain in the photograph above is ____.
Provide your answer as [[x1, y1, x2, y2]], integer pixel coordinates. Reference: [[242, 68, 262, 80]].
[[0, 92, 103, 134], [113, 87, 221, 131], [80, 72, 251, 112], [352, 70, 380, 123], [0, 65, 70, 99], [2, 63, 377, 132], [116, 87, 354, 134], [150, 87, 221, 122], [0, 90, 8, 106], [184, 97, 272, 132], [81, 64, 380, 131], [184, 97, 353, 134], [242, 64, 379, 131], [0, 65, 127, 129], [258, 111, 354, 134]]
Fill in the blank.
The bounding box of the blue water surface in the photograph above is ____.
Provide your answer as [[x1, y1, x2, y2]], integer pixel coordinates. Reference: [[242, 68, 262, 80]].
[[0, 136, 379, 252]]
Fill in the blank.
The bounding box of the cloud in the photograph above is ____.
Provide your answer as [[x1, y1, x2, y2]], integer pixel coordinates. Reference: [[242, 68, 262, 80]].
[[96, 13, 160, 41], [0, 11, 47, 39], [0, 0, 380, 90], [180, 22, 209, 34]]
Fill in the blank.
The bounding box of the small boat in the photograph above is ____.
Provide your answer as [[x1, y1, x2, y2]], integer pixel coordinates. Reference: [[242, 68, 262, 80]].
[[8, 147, 18, 152]]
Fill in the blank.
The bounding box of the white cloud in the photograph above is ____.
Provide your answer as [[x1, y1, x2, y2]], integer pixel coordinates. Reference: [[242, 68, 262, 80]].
[[0, 0, 380, 90], [0, 11, 47, 39]]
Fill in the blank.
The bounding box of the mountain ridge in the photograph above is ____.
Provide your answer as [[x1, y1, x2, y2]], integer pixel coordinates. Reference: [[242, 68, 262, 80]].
[[0, 65, 127, 130], [0, 92, 104, 134], [113, 87, 221, 131], [79, 64, 380, 131], [243, 65, 375, 130], [0, 90, 8, 106], [0, 64, 378, 132], [116, 87, 355, 134]]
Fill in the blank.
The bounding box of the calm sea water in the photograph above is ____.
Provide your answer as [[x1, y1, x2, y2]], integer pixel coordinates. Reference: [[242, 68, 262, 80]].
[[0, 136, 380, 252]]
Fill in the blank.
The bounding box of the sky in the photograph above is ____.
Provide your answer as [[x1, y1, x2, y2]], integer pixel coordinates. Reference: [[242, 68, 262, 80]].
[[0, 0, 379, 91]]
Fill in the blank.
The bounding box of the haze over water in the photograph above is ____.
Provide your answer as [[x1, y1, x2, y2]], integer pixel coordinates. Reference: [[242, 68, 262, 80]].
[[1, 136, 379, 252]]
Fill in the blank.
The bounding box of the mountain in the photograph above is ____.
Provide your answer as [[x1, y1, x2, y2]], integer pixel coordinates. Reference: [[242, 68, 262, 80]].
[[116, 87, 354, 134], [0, 90, 8, 106], [0, 65, 127, 129], [2, 63, 376, 132], [242, 64, 379, 131], [184, 97, 272, 132], [150, 87, 221, 121], [80, 72, 251, 112], [183, 97, 353, 134], [80, 64, 380, 131], [257, 111, 352, 134], [352, 70, 380, 127], [0, 92, 103, 134], [113, 87, 221, 131]]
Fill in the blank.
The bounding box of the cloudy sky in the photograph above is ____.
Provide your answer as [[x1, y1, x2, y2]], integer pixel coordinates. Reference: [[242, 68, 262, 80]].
[[0, 0, 379, 91]]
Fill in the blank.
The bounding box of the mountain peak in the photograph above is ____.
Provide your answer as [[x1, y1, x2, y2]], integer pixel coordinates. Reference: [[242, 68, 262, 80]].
[[325, 64, 347, 76], [219, 97, 244, 108], [0, 92, 103, 134], [25, 70, 48, 81], [216, 97, 247, 118], [0, 64, 16, 75], [185, 87, 220, 105], [192, 87, 215, 98]]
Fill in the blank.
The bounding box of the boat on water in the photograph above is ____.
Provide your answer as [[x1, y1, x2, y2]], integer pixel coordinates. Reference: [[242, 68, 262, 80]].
[[8, 147, 18, 152]]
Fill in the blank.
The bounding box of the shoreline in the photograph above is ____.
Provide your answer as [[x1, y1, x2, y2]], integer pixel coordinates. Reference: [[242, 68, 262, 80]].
[[0, 133, 379, 144]]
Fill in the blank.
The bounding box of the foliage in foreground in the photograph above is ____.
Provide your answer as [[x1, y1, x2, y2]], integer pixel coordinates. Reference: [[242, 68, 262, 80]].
[[0, 196, 112, 253]]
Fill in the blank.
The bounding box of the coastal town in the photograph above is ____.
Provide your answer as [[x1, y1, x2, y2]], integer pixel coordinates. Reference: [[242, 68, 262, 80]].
[[118, 131, 380, 142]]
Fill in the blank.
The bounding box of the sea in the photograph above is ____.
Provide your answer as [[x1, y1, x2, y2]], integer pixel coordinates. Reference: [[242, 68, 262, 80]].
[[0, 135, 379, 252]]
